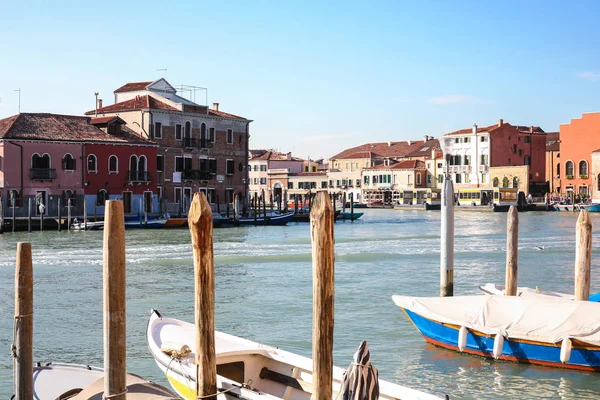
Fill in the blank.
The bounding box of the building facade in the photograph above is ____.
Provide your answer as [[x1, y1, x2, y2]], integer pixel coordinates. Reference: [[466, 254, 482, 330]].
[[0, 113, 157, 219], [545, 132, 560, 195], [248, 150, 304, 201], [558, 113, 600, 199], [361, 160, 427, 205], [87, 78, 251, 213]]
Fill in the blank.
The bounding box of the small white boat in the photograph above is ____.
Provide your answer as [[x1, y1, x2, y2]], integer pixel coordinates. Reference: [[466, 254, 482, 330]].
[[72, 217, 168, 230], [478, 283, 573, 299], [32, 362, 176, 399], [147, 309, 444, 400]]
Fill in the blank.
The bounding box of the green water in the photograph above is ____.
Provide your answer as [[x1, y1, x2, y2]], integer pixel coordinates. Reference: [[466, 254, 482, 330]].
[[1, 209, 600, 399]]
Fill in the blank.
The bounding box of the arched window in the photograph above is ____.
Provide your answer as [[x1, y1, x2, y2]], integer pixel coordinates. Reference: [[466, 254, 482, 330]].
[[41, 154, 50, 169], [97, 189, 108, 206], [138, 155, 147, 180], [556, 163, 560, 178], [87, 154, 97, 172], [493, 177, 499, 187], [109, 155, 118, 173], [129, 155, 138, 172], [31, 153, 41, 168], [524, 156, 530, 166], [455, 155, 462, 165], [63, 153, 75, 170], [566, 161, 574, 177], [62, 189, 76, 206], [200, 123, 207, 141], [185, 121, 191, 138], [579, 160, 588, 177], [513, 177, 519, 188], [502, 176, 509, 188]]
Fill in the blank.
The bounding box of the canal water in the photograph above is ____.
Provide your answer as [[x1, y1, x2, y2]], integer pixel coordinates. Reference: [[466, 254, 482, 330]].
[[1, 209, 600, 399]]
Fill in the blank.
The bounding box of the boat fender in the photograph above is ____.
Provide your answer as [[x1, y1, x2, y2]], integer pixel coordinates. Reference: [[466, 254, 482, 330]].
[[458, 326, 467, 352], [560, 338, 572, 363], [493, 334, 504, 359]]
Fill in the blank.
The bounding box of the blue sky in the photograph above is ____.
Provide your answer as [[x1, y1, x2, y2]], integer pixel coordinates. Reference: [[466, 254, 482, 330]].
[[1, 1, 599, 159]]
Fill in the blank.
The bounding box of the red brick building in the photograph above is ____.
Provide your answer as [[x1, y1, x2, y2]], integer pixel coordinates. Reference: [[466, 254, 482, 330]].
[[86, 78, 251, 214]]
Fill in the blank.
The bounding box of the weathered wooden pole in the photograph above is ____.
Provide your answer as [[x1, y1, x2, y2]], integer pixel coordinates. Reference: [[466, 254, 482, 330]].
[[350, 193, 354, 221], [139, 198, 143, 227], [253, 196, 257, 225], [144, 198, 148, 226], [294, 194, 299, 214], [310, 192, 335, 400], [342, 192, 347, 219], [233, 194, 239, 226], [216, 194, 220, 216], [84, 198, 88, 230], [58, 197, 62, 232], [94, 202, 98, 222], [262, 189, 267, 225], [14, 242, 33, 400], [332, 193, 337, 221], [440, 177, 454, 296], [39, 202, 43, 232], [67, 198, 72, 232], [12, 196, 17, 232], [188, 193, 217, 399], [505, 206, 519, 296], [27, 198, 32, 233], [103, 200, 127, 400], [575, 209, 592, 301], [226, 201, 230, 219]]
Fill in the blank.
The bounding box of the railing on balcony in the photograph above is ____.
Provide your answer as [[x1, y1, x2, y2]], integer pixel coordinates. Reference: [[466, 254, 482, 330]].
[[448, 165, 460, 173], [182, 170, 213, 181], [128, 171, 152, 182], [183, 137, 197, 148], [479, 165, 489, 173], [459, 165, 472, 173], [30, 168, 57, 180], [199, 138, 213, 149]]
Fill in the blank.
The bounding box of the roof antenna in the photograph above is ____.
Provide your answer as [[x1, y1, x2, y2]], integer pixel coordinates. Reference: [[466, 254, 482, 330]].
[[14, 88, 21, 113], [94, 92, 99, 117]]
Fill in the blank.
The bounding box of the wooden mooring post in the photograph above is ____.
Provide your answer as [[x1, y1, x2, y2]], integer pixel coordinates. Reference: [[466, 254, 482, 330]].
[[84, 199, 88, 230], [350, 193, 354, 221], [39, 203, 43, 232], [58, 197, 62, 232], [253, 196, 257, 225], [233, 194, 239, 226], [188, 193, 217, 399], [103, 200, 127, 400], [262, 189, 267, 225], [67, 198, 72, 231], [27, 198, 32, 233], [440, 177, 454, 296], [13, 196, 17, 233], [310, 192, 334, 400], [14, 242, 33, 399], [294, 194, 299, 215], [575, 209, 592, 301], [505, 206, 519, 296]]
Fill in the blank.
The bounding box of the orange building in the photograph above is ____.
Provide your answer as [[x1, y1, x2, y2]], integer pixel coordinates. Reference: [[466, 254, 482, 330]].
[[558, 112, 600, 199]]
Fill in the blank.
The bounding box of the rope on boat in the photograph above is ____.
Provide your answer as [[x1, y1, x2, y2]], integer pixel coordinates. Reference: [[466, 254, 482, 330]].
[[11, 313, 33, 358], [103, 388, 128, 399]]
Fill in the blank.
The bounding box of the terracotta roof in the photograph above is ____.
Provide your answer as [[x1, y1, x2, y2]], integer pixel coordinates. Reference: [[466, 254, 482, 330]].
[[209, 109, 248, 121], [85, 95, 178, 115], [366, 160, 425, 170], [114, 81, 152, 93], [90, 116, 125, 125], [445, 123, 500, 136], [0, 113, 155, 145], [249, 150, 303, 161], [546, 132, 560, 151], [405, 139, 440, 158], [289, 172, 327, 177], [331, 140, 426, 160], [516, 125, 546, 135]]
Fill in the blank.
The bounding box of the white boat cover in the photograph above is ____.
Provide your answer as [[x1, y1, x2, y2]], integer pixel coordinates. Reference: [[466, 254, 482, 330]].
[[479, 283, 573, 299], [392, 295, 600, 346]]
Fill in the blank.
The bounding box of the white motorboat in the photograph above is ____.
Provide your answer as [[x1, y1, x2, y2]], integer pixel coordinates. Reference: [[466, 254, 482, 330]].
[[31, 362, 176, 399], [147, 309, 444, 400], [478, 283, 573, 299]]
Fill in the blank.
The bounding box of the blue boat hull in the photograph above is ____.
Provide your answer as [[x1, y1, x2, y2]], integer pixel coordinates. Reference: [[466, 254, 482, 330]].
[[401, 308, 600, 372], [237, 212, 294, 226], [586, 204, 600, 212]]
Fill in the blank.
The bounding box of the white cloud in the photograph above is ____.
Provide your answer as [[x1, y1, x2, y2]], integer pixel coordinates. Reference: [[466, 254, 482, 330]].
[[426, 95, 478, 105], [578, 72, 600, 81]]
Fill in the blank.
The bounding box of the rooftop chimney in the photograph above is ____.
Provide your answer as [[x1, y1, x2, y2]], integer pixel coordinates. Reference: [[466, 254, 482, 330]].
[[408, 140, 412, 145], [388, 141, 392, 146], [212, 102, 219, 112], [498, 119, 503, 127], [530, 126, 534, 133], [287, 152, 292, 161], [472, 123, 478, 134]]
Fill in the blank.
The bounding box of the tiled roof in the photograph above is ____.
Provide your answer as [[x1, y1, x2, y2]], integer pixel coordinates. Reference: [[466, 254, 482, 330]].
[[405, 139, 440, 158], [90, 116, 125, 125], [331, 140, 426, 160], [516, 125, 546, 135], [85, 95, 178, 115], [290, 172, 327, 177], [445, 124, 500, 136], [249, 150, 303, 161], [113, 81, 152, 93], [546, 132, 560, 151], [366, 159, 425, 170], [209, 109, 248, 121], [0, 113, 155, 145]]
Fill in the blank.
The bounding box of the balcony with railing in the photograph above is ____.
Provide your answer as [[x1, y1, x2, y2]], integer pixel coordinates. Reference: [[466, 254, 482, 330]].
[[182, 170, 213, 181], [128, 171, 152, 182], [30, 168, 57, 181], [479, 165, 489, 173]]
